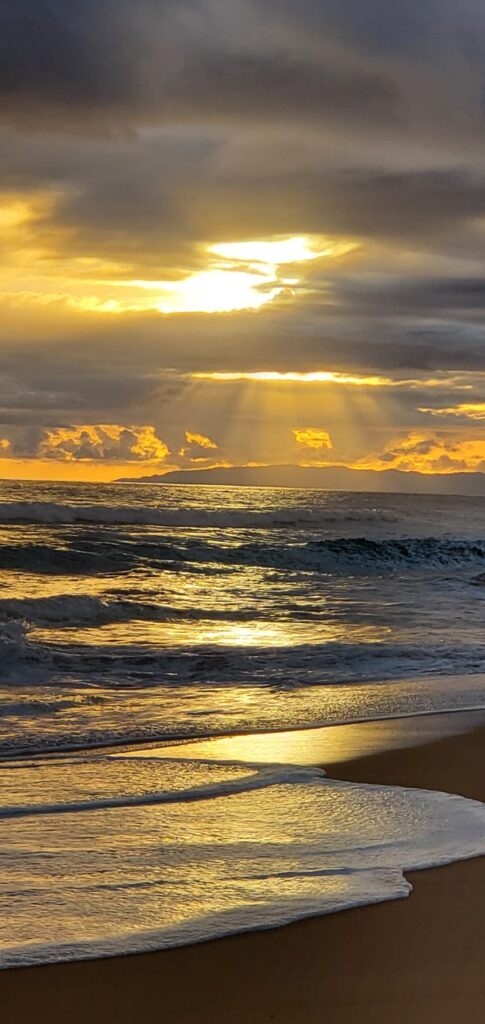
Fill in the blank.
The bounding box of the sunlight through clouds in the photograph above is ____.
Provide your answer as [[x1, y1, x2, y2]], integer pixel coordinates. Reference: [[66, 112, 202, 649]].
[[2, 0, 485, 487], [101, 234, 356, 314], [209, 236, 355, 265], [122, 268, 280, 314], [191, 371, 395, 386], [0, 223, 357, 316]]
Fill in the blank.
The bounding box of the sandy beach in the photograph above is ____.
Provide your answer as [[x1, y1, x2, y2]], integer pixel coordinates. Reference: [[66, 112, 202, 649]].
[[1, 716, 484, 1023]]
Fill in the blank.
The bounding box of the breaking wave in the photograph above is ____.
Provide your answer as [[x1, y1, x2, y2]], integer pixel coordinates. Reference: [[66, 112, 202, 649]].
[[0, 501, 398, 529]]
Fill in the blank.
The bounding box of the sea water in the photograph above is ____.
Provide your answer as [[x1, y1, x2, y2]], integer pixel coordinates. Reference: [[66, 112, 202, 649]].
[[2, 482, 485, 965]]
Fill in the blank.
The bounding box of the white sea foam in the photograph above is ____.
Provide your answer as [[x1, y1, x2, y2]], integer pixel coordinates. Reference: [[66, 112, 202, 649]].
[[0, 755, 318, 818], [1, 754, 484, 968], [0, 500, 398, 529]]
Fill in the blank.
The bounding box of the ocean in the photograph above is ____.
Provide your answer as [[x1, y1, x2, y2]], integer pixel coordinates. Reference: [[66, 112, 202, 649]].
[[2, 481, 485, 966]]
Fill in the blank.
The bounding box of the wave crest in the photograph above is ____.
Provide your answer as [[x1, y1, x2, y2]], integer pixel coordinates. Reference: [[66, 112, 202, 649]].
[[0, 500, 398, 529]]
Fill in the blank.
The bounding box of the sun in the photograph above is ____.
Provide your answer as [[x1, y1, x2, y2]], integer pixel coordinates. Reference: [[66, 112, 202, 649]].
[[111, 234, 357, 315], [0, 230, 355, 317], [124, 267, 280, 314]]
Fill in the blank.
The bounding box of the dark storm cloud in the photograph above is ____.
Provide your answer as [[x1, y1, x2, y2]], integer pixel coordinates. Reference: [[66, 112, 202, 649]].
[[1, 0, 484, 142], [182, 169, 485, 244], [0, 0, 397, 128], [2, 0, 485, 255], [0, 344, 177, 424], [274, 0, 483, 55], [0, 0, 143, 110], [4, 133, 485, 260], [173, 54, 397, 125], [328, 276, 485, 317]]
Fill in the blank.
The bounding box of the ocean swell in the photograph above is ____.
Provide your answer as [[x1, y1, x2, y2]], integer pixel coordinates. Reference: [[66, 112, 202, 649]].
[[2, 618, 485, 691], [2, 535, 485, 576]]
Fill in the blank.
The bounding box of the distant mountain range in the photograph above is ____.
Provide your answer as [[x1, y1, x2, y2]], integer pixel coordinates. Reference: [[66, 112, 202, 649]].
[[117, 464, 485, 495]]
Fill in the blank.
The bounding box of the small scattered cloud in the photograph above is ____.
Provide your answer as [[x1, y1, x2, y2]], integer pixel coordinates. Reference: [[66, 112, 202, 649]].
[[293, 427, 333, 450], [177, 429, 226, 467], [184, 431, 218, 450]]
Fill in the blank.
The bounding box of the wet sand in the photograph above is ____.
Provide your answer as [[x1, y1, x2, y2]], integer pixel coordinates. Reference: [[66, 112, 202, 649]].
[[2, 717, 485, 1023]]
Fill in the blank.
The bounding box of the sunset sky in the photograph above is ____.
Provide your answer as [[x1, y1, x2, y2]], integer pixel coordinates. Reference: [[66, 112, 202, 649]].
[[2, 1, 485, 483]]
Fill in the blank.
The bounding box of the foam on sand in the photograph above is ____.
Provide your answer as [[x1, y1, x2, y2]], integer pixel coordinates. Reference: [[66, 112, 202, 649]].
[[1, 753, 485, 968]]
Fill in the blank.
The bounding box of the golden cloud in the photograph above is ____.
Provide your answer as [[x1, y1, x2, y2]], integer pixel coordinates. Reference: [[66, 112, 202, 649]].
[[184, 431, 218, 450], [293, 427, 333, 450], [419, 403, 485, 421], [359, 431, 485, 475], [177, 429, 224, 467], [38, 424, 170, 462]]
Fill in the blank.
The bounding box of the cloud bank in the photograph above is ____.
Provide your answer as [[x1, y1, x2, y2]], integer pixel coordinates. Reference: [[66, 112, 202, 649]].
[[1, 1, 485, 483]]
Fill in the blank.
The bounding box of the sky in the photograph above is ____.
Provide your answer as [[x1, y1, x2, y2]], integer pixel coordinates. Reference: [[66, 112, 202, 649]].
[[2, 1, 485, 483]]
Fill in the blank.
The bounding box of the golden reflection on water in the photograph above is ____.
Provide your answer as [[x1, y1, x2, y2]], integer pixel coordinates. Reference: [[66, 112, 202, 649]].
[[33, 619, 391, 648]]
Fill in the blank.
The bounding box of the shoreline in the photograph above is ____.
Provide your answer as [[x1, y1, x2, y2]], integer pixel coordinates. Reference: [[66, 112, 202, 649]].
[[1, 715, 485, 1021], [5, 698, 485, 763]]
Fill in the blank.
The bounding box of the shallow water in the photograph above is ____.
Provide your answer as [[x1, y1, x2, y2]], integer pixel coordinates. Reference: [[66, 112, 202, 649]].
[[2, 748, 485, 968]]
